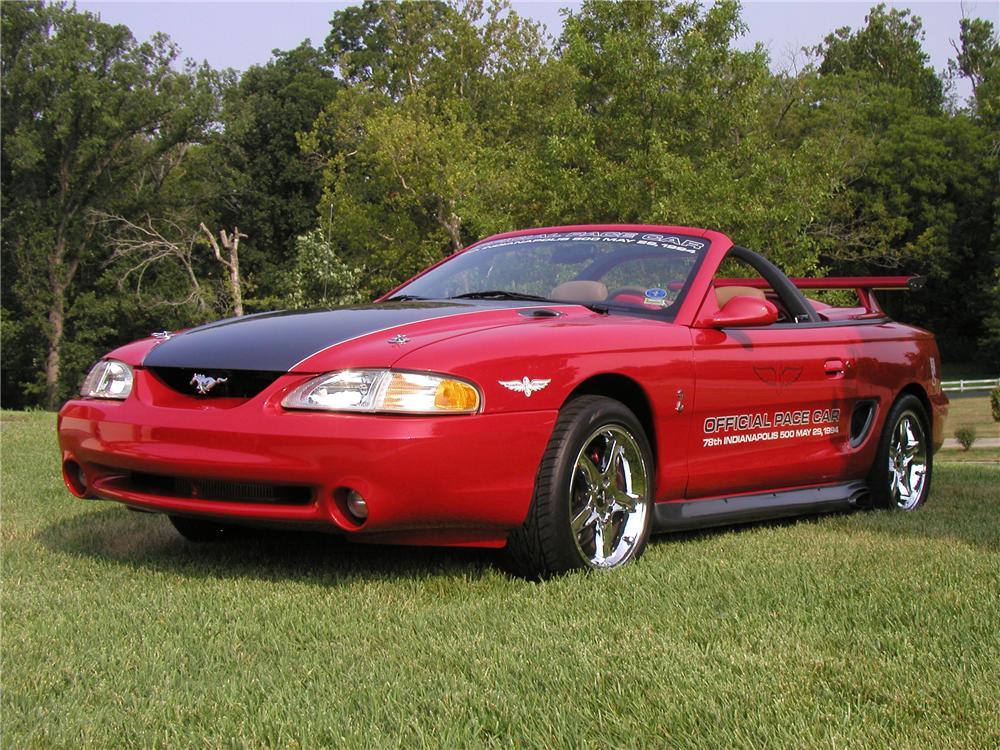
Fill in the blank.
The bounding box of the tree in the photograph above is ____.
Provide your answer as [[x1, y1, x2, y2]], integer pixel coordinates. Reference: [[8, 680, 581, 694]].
[[306, 0, 845, 296], [3, 0, 995, 408], [816, 4, 943, 114], [787, 8, 998, 362], [198, 43, 340, 306], [284, 229, 365, 308], [538, 0, 842, 273], [303, 0, 550, 295], [982, 269, 1000, 370], [949, 16, 1000, 120], [198, 224, 246, 316], [1, 1, 212, 407], [96, 211, 214, 314], [96, 212, 249, 318]]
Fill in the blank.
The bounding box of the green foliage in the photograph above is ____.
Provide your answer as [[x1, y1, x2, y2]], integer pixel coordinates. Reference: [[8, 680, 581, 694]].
[[305, 0, 841, 293], [949, 17, 1000, 125], [304, 0, 551, 295], [206, 43, 340, 293], [784, 9, 999, 363], [285, 230, 366, 308], [552, 0, 837, 275], [990, 387, 1000, 423], [1, 0, 214, 407], [979, 268, 1000, 370], [2, 0, 997, 407], [815, 4, 943, 113], [954, 426, 977, 451]]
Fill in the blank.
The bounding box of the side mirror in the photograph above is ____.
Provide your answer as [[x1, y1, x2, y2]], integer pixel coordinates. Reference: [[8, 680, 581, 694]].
[[709, 296, 779, 328]]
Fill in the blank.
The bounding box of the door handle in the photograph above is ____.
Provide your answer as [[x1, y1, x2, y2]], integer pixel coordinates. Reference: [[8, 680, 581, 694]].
[[824, 359, 846, 376]]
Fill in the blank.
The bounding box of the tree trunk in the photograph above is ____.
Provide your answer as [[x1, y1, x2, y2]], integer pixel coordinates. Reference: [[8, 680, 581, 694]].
[[199, 223, 245, 316], [44, 234, 74, 410], [226, 229, 243, 317], [436, 200, 463, 253], [44, 287, 65, 411]]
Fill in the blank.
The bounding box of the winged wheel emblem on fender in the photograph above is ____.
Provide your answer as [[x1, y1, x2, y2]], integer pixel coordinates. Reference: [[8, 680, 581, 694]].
[[499, 377, 551, 397]]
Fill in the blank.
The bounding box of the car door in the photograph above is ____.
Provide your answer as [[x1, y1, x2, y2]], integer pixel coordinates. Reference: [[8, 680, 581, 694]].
[[684, 253, 860, 499], [686, 325, 859, 498]]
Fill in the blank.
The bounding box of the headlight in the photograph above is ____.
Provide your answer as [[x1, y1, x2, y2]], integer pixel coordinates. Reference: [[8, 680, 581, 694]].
[[282, 369, 481, 414], [80, 359, 133, 400]]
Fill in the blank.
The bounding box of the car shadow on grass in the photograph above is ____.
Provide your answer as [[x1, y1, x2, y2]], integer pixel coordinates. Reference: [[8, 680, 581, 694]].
[[41, 505, 838, 584], [36, 480, 999, 583], [36, 506, 496, 584], [647, 509, 846, 546], [649, 501, 1000, 553]]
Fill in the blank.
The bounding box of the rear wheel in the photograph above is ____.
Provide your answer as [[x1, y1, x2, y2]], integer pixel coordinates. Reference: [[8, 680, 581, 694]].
[[168, 515, 244, 542], [867, 394, 932, 510], [503, 396, 654, 578]]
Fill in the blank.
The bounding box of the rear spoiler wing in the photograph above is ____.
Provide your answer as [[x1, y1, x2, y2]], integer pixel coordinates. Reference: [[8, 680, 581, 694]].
[[714, 276, 925, 318]]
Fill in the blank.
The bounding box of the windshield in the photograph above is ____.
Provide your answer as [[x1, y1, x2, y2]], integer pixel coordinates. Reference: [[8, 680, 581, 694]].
[[388, 230, 709, 317]]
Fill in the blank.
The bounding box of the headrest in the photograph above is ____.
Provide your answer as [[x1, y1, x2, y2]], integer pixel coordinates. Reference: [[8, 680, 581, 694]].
[[716, 285, 766, 306], [550, 280, 609, 302]]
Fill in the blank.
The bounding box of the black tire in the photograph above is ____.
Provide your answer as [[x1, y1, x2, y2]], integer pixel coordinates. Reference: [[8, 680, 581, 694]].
[[502, 396, 655, 579], [168, 514, 244, 542], [867, 394, 932, 511]]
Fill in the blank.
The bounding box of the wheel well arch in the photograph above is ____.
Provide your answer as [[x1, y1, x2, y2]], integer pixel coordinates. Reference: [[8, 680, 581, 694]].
[[564, 374, 657, 459], [898, 383, 933, 430]]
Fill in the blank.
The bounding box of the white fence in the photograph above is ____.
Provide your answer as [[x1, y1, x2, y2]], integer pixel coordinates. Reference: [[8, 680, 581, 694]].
[[941, 377, 1000, 394]]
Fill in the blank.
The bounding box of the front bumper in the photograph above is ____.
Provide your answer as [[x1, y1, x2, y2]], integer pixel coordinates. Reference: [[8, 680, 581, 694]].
[[57, 377, 556, 547]]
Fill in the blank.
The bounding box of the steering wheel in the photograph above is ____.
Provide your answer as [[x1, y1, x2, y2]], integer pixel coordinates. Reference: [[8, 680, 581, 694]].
[[607, 286, 649, 301]]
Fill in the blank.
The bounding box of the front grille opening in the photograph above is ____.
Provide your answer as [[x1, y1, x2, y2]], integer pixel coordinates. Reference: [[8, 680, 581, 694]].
[[148, 367, 283, 399], [128, 472, 313, 505], [850, 400, 878, 447]]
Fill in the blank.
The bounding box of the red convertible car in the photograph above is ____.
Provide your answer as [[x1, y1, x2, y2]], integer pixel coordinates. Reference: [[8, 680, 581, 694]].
[[58, 225, 947, 577]]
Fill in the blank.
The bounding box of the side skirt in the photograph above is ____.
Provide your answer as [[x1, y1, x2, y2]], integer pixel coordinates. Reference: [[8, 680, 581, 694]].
[[653, 481, 870, 532]]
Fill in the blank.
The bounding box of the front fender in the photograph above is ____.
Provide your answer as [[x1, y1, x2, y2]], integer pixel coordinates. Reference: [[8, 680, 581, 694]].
[[393, 312, 695, 502]]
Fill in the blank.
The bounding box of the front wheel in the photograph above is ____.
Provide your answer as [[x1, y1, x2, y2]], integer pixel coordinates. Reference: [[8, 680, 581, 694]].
[[503, 396, 654, 578], [867, 394, 932, 511]]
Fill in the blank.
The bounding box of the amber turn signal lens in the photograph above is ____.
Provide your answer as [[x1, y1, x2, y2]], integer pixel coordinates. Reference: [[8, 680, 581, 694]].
[[434, 379, 480, 411]]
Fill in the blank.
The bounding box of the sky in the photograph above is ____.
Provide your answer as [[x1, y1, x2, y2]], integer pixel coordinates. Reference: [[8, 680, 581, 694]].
[[78, 1, 998, 101]]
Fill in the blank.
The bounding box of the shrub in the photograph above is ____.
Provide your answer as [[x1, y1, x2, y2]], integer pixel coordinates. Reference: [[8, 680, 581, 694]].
[[991, 385, 1000, 423], [285, 229, 366, 309], [954, 426, 977, 451]]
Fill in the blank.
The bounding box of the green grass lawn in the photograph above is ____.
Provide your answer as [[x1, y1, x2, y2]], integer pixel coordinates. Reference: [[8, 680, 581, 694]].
[[3, 411, 998, 749], [938, 446, 1000, 463], [943, 395, 1000, 441]]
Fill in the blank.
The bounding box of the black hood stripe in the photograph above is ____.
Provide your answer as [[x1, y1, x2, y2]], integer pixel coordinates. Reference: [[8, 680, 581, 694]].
[[142, 302, 547, 372], [288, 304, 557, 369]]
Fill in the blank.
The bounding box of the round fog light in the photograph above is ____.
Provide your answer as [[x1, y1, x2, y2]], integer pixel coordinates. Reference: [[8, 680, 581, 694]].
[[62, 460, 88, 497], [345, 489, 368, 521]]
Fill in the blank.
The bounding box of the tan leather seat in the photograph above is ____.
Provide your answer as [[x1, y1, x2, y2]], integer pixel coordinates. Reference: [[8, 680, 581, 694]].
[[550, 280, 609, 302], [715, 285, 766, 307]]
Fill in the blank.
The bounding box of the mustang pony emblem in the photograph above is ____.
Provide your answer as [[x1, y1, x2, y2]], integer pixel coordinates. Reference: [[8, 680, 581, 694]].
[[190, 373, 228, 395], [499, 377, 551, 397]]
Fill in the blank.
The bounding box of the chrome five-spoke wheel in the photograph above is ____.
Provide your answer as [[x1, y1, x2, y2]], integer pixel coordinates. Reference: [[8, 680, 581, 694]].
[[868, 394, 932, 511], [887, 410, 928, 510], [569, 426, 649, 567], [502, 395, 654, 578]]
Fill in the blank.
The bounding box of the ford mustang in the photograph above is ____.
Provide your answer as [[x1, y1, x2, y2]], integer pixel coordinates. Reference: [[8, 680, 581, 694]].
[[57, 225, 948, 577]]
